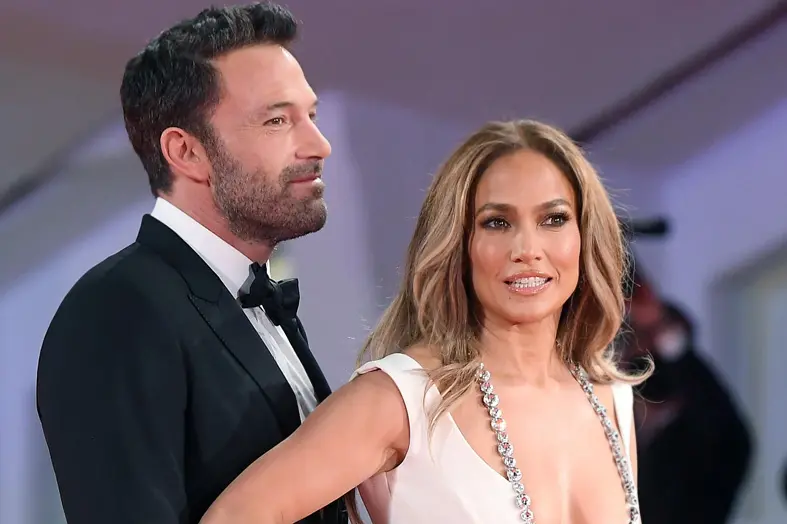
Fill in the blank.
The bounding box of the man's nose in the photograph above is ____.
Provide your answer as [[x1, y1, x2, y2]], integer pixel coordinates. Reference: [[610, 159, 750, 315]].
[[297, 119, 332, 160]]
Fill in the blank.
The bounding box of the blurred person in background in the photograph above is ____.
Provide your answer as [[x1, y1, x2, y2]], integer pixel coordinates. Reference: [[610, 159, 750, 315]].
[[623, 273, 752, 523], [782, 459, 787, 503], [36, 3, 345, 523]]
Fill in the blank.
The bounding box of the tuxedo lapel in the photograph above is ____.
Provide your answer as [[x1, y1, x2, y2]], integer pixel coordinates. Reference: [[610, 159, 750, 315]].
[[136, 215, 301, 437], [190, 293, 301, 436]]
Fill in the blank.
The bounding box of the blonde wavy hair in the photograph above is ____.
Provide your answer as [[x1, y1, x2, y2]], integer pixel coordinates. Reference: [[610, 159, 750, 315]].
[[345, 119, 651, 521]]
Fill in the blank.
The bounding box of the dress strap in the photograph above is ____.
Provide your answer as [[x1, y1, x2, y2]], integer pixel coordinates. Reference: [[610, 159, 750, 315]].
[[351, 353, 433, 454], [611, 382, 634, 455]]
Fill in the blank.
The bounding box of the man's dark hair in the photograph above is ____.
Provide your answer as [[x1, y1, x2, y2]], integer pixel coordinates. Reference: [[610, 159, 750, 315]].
[[120, 2, 298, 196]]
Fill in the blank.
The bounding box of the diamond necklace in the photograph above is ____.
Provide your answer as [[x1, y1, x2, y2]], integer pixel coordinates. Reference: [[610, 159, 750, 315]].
[[476, 362, 640, 523]]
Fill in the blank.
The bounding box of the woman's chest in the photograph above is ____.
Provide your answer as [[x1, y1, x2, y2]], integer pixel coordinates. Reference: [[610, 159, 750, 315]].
[[442, 384, 631, 523]]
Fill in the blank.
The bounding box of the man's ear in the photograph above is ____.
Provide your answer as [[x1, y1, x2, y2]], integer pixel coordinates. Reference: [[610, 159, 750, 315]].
[[160, 127, 211, 184]]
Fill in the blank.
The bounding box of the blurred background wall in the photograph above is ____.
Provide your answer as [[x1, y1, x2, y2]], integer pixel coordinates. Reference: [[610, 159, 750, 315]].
[[1, 0, 786, 522]]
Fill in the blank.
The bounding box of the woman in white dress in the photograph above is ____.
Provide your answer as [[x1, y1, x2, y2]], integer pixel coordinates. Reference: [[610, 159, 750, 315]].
[[200, 119, 652, 524]]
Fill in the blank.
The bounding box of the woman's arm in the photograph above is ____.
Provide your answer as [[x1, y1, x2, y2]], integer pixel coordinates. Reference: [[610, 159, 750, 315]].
[[200, 370, 410, 524]]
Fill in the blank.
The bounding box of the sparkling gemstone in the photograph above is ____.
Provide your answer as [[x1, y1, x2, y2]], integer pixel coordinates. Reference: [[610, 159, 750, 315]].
[[520, 508, 534, 522], [483, 393, 499, 408], [512, 482, 525, 494], [480, 381, 494, 394], [488, 406, 502, 419], [503, 456, 516, 468], [515, 493, 531, 508], [622, 474, 633, 488], [496, 431, 509, 443], [491, 418, 507, 432], [506, 467, 522, 482], [498, 441, 514, 456], [478, 369, 491, 382]]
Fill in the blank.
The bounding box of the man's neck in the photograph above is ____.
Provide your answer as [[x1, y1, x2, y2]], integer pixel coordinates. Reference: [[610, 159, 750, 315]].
[[158, 195, 273, 263]]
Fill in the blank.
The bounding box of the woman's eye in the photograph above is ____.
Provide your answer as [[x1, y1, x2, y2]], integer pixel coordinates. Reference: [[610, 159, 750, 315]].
[[482, 217, 509, 229], [543, 213, 570, 227]]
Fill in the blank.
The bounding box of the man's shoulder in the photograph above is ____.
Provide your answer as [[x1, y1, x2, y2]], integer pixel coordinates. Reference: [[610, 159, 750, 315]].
[[40, 240, 197, 359], [61, 241, 183, 312]]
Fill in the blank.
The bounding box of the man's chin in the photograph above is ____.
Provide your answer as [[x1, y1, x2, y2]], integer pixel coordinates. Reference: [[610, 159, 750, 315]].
[[278, 206, 327, 242], [306, 206, 328, 234], [300, 196, 327, 222]]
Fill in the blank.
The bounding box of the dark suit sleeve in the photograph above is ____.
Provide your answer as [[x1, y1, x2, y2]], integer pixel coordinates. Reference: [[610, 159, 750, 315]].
[[37, 273, 189, 523]]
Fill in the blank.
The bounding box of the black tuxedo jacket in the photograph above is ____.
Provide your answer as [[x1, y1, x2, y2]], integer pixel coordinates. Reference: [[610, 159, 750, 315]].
[[37, 215, 346, 524]]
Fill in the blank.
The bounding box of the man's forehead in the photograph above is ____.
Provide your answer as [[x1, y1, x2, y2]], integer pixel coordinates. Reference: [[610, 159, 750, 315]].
[[213, 43, 295, 71], [213, 46, 316, 111], [214, 45, 300, 88]]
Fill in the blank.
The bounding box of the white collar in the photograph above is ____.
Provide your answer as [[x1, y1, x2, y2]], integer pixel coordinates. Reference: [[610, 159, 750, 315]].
[[150, 197, 266, 297]]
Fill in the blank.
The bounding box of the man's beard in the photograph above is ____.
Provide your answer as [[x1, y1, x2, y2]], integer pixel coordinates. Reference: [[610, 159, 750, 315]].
[[209, 145, 327, 245]]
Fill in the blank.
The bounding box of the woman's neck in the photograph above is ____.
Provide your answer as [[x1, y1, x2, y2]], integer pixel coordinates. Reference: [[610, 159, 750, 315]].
[[478, 317, 568, 387]]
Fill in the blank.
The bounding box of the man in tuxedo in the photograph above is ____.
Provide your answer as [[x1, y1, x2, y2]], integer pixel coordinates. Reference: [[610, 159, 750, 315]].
[[36, 3, 345, 523]]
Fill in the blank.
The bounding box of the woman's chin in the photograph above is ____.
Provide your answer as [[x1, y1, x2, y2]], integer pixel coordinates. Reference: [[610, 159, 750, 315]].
[[497, 306, 562, 328]]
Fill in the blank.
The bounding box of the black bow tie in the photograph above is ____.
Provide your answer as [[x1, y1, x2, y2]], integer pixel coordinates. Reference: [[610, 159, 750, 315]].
[[238, 262, 300, 326]]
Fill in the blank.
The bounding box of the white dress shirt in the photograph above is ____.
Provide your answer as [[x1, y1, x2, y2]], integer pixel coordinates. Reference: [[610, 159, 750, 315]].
[[151, 197, 317, 421]]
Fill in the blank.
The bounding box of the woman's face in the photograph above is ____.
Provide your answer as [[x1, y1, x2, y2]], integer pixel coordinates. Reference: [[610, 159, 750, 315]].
[[468, 149, 581, 328]]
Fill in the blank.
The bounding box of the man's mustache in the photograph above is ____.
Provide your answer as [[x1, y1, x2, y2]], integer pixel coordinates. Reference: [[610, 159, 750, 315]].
[[283, 161, 322, 182]]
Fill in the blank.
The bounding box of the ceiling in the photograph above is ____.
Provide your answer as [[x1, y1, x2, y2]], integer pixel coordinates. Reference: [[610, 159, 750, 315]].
[[588, 16, 787, 174], [0, 0, 782, 204]]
